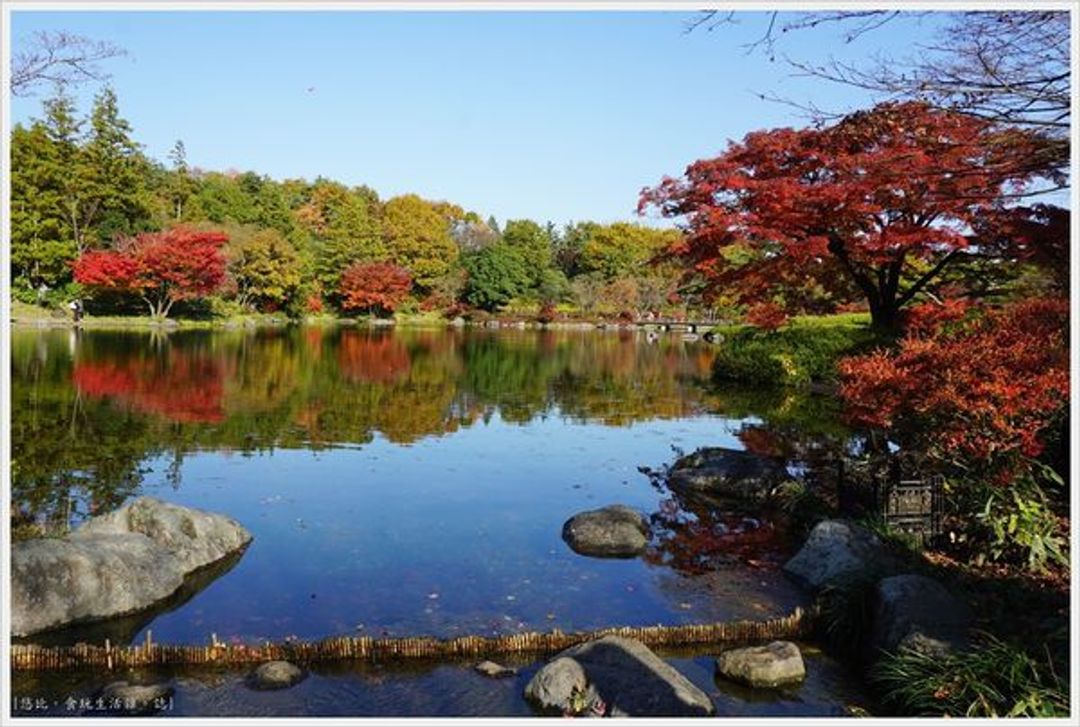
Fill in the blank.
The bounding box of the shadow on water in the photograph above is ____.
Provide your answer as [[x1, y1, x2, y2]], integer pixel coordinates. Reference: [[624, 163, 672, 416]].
[[14, 546, 249, 648]]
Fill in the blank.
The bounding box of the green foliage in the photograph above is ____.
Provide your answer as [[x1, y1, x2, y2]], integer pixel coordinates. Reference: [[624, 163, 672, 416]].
[[10, 86, 152, 298], [382, 194, 459, 291], [713, 314, 878, 387], [461, 244, 529, 311], [579, 222, 679, 280], [974, 462, 1068, 572], [302, 181, 386, 301], [814, 572, 882, 662], [228, 226, 303, 311], [501, 219, 553, 289], [536, 268, 571, 304], [872, 633, 1068, 717]]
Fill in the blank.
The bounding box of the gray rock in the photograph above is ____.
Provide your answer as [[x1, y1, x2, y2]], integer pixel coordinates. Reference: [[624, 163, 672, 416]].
[[561, 505, 650, 558], [870, 574, 972, 659], [99, 681, 174, 714], [715, 641, 806, 688], [11, 498, 252, 637], [11, 534, 185, 636], [668, 447, 788, 505], [249, 660, 306, 690], [783, 520, 897, 591], [524, 636, 714, 716], [74, 496, 252, 573], [474, 660, 517, 678]]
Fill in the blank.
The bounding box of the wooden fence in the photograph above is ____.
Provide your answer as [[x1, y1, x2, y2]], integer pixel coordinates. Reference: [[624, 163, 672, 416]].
[[12, 607, 811, 672]]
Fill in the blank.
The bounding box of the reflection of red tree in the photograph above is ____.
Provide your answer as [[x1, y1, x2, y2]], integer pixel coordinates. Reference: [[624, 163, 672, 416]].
[[737, 426, 786, 459], [644, 497, 788, 576], [74, 351, 227, 423], [337, 332, 412, 384]]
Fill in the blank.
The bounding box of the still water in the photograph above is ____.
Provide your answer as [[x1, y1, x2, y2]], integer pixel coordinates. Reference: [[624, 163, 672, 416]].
[[10, 325, 864, 716]]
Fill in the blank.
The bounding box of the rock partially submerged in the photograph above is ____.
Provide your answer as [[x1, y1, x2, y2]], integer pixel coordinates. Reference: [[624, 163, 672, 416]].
[[715, 641, 806, 688], [11, 497, 252, 637], [249, 660, 306, 690], [474, 660, 517, 678], [870, 574, 972, 659], [783, 520, 897, 591], [668, 447, 788, 505], [561, 505, 650, 558], [74, 496, 252, 573], [524, 636, 715, 717]]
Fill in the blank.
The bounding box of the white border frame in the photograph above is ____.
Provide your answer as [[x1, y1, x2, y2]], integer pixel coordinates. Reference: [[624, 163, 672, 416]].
[[1, 2, 1077, 725]]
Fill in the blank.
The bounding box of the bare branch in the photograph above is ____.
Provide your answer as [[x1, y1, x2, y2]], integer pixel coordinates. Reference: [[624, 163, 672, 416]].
[[11, 30, 127, 96]]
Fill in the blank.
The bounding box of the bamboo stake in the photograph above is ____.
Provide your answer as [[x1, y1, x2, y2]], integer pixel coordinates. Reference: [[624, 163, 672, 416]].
[[11, 607, 814, 672]]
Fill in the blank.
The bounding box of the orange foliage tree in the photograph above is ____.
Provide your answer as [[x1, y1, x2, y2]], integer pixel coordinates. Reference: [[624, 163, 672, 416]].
[[339, 261, 412, 315]]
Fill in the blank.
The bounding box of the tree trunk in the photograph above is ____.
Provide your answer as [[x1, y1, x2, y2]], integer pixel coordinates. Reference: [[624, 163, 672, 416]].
[[868, 299, 901, 335]]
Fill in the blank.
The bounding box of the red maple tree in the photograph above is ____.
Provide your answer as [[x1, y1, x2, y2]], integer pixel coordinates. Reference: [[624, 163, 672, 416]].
[[745, 301, 789, 331], [339, 261, 412, 315], [73, 227, 228, 318], [837, 297, 1069, 467], [639, 102, 1046, 331]]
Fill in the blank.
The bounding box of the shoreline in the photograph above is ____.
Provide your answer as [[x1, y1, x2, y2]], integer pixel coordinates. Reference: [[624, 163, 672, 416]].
[[10, 313, 721, 336]]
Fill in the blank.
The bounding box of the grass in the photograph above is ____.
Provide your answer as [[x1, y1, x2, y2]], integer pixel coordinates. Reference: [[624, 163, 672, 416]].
[[10, 300, 337, 330], [872, 633, 1069, 717], [711, 312, 881, 387]]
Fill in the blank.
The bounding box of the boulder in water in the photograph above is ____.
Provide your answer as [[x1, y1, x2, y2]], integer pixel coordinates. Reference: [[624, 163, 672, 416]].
[[561, 505, 650, 558]]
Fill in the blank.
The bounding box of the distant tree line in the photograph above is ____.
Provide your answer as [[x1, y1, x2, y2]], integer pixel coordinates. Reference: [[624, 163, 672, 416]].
[[11, 86, 690, 320]]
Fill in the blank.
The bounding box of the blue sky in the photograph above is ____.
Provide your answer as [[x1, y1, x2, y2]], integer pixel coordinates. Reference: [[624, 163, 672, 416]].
[[9, 10, 940, 225]]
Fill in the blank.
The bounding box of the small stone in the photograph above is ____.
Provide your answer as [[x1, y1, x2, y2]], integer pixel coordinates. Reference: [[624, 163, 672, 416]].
[[249, 660, 306, 690], [474, 660, 517, 678], [716, 641, 806, 688]]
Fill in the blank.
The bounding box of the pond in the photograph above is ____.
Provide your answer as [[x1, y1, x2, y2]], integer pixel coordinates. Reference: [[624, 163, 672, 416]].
[[10, 325, 864, 716]]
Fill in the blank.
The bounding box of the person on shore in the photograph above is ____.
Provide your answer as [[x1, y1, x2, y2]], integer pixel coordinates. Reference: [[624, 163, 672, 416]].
[[69, 299, 83, 324]]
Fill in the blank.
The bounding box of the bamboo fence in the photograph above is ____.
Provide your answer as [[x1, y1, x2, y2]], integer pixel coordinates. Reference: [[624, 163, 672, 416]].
[[11, 608, 812, 673]]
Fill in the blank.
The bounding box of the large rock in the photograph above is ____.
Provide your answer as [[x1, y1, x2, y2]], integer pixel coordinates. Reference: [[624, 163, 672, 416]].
[[561, 505, 650, 558], [249, 660, 306, 690], [715, 641, 806, 688], [667, 447, 788, 505], [11, 498, 251, 637], [870, 574, 972, 659], [524, 636, 714, 717], [74, 496, 252, 573], [783, 520, 897, 591], [12, 535, 185, 637]]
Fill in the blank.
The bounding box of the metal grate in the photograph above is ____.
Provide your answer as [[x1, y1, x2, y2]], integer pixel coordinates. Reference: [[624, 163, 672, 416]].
[[836, 456, 944, 545]]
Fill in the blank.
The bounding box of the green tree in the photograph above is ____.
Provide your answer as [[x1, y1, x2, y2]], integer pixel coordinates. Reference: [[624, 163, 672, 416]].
[[462, 244, 529, 311], [382, 194, 459, 291], [579, 222, 679, 281], [83, 86, 151, 244], [298, 181, 385, 302], [9, 121, 78, 294], [167, 139, 196, 221], [501, 219, 553, 290], [228, 227, 303, 311]]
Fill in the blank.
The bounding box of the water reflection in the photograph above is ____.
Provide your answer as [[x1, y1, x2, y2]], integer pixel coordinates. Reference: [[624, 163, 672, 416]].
[[12, 327, 732, 524], [11, 325, 855, 648]]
